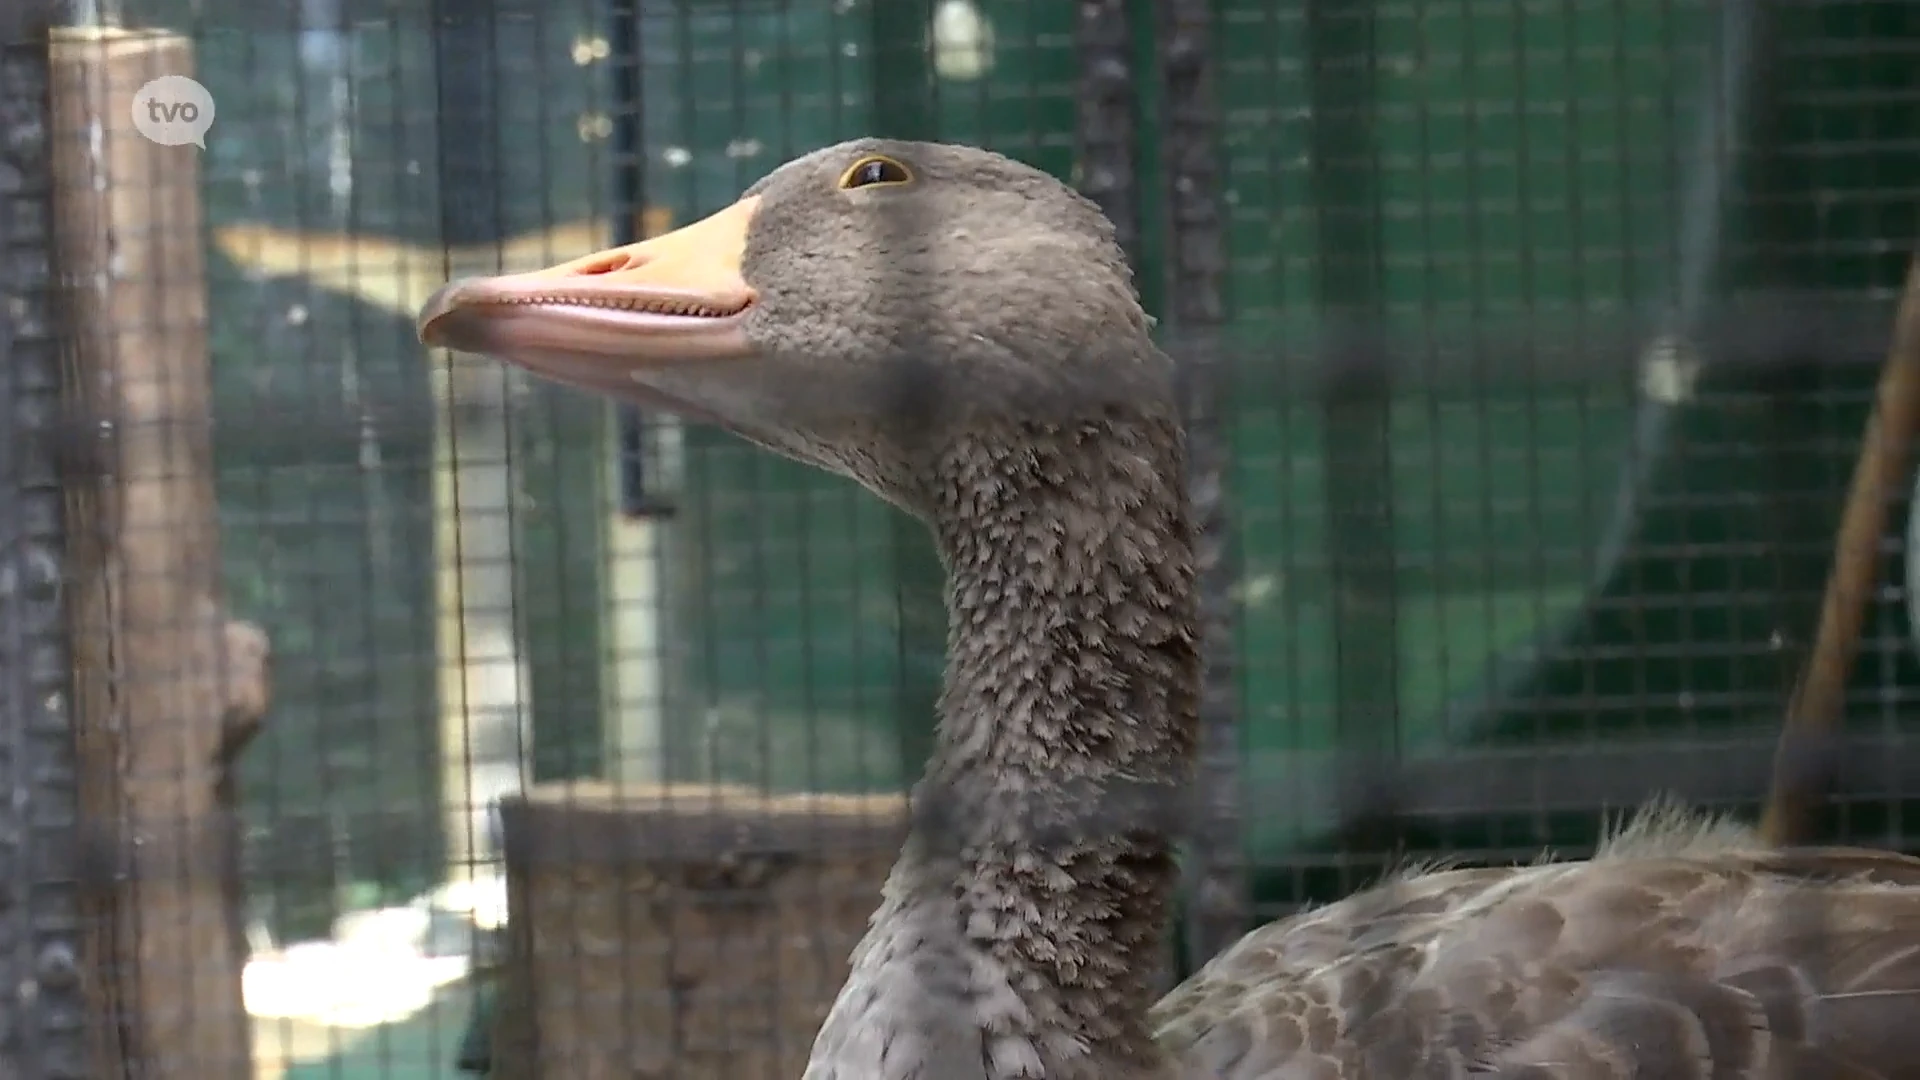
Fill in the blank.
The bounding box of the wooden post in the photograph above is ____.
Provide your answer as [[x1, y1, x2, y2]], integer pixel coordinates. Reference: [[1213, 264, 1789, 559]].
[[494, 782, 909, 1078], [1760, 250, 1920, 846], [48, 27, 272, 1080]]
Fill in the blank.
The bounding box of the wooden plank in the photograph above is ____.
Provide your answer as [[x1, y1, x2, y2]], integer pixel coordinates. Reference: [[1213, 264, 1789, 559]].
[[495, 782, 908, 1078], [47, 27, 271, 1080]]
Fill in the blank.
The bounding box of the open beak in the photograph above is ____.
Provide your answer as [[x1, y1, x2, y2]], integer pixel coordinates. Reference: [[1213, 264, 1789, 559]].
[[416, 197, 761, 397]]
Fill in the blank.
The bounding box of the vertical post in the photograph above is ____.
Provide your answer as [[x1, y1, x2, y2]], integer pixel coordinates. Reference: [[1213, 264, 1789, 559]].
[[47, 26, 270, 1080], [1152, 0, 1247, 968], [604, 2, 673, 786], [1078, 0, 1156, 981], [430, 0, 532, 882], [1306, 0, 1401, 859], [602, 219, 676, 787], [0, 5, 89, 1077], [870, 0, 946, 783], [1075, 0, 1141, 265]]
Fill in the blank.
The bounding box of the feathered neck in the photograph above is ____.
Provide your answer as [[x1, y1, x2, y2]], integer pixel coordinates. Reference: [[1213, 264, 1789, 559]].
[[867, 405, 1200, 1074], [924, 408, 1200, 820]]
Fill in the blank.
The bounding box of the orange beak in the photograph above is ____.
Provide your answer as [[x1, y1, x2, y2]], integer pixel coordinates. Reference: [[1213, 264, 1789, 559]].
[[416, 197, 761, 396]]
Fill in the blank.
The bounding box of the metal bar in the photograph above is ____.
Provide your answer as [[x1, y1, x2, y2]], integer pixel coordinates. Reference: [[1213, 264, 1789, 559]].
[[599, 0, 671, 792], [1151, 0, 1247, 967], [428, 0, 533, 884], [0, 5, 88, 1076], [1305, 0, 1403, 873], [1314, 734, 1920, 823], [1075, 0, 1140, 263], [870, 0, 946, 789], [610, 1, 675, 519], [47, 730, 1920, 877]]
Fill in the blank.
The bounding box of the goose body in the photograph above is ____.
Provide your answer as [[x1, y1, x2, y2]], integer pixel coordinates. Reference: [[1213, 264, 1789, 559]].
[[418, 138, 1920, 1079]]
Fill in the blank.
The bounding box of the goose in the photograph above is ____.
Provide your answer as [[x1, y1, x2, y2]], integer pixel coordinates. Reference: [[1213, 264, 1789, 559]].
[[417, 138, 1920, 1080]]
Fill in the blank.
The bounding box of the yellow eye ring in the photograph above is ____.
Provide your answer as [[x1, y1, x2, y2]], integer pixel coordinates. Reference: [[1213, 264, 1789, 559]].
[[838, 155, 915, 190]]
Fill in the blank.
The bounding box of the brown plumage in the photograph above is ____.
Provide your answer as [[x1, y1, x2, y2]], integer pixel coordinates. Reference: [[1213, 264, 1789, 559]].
[[416, 138, 1920, 1079], [1157, 802, 1920, 1079]]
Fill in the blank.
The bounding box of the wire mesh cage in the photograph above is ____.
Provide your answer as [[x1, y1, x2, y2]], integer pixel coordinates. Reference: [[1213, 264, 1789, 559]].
[[3, 0, 1920, 1077]]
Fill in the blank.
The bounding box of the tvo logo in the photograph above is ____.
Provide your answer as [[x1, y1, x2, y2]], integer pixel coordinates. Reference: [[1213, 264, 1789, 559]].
[[131, 75, 216, 148]]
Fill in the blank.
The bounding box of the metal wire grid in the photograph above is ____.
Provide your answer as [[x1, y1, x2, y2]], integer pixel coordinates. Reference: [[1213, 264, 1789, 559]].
[[1, 0, 1919, 1076], [1214, 0, 1920, 915]]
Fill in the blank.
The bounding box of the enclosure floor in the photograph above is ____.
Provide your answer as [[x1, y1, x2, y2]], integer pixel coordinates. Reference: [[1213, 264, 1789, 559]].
[[253, 980, 473, 1080]]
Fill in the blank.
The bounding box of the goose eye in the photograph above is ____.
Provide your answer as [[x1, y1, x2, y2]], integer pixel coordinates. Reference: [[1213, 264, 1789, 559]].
[[840, 155, 913, 189]]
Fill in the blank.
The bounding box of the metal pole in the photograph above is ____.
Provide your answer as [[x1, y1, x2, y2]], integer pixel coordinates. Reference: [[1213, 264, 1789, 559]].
[[603, 0, 673, 789], [1152, 0, 1248, 969], [870, 0, 945, 791], [0, 6, 88, 1077], [429, 0, 534, 883], [1076, 0, 1141, 266], [1305, 0, 1404, 872]]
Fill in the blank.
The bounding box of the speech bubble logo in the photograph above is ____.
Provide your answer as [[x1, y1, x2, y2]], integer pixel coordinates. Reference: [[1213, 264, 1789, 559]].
[[131, 75, 216, 149]]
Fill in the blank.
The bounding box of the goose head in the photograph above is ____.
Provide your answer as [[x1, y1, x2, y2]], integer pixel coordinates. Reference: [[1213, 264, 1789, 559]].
[[416, 138, 1167, 515], [421, 140, 1197, 1078]]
